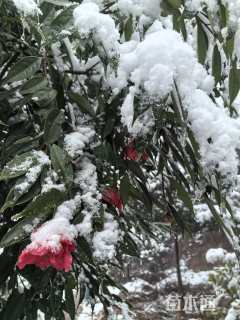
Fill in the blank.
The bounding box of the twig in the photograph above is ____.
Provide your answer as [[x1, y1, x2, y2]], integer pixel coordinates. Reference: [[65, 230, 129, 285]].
[[175, 233, 185, 320]]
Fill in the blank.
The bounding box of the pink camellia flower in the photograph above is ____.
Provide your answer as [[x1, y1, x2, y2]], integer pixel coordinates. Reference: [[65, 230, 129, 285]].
[[17, 238, 75, 272], [102, 188, 123, 213]]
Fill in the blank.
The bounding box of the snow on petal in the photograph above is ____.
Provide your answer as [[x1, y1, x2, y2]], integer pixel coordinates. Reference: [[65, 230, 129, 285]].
[[17, 197, 81, 271]]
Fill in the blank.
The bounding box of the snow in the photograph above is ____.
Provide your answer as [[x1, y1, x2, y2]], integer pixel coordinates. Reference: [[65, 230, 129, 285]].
[[11, 150, 50, 194], [186, 89, 240, 177], [124, 278, 153, 293], [225, 252, 237, 264], [144, 64, 174, 97], [158, 260, 211, 289], [116, 0, 161, 19], [77, 303, 103, 320], [110, 28, 214, 136], [121, 87, 135, 132], [195, 203, 212, 224], [73, 2, 120, 58], [206, 248, 237, 265], [206, 248, 226, 264], [93, 213, 119, 259], [64, 126, 95, 158], [5, 1, 240, 318], [12, 0, 41, 16], [75, 158, 101, 236], [111, 28, 213, 98], [28, 196, 81, 250], [37, 310, 45, 320], [41, 172, 65, 194], [225, 306, 239, 320], [83, 0, 104, 8], [186, 0, 202, 11], [159, 269, 211, 289], [63, 38, 81, 73], [234, 29, 240, 60], [225, 1, 240, 27], [186, 0, 240, 27], [205, 0, 218, 12], [110, 27, 240, 176], [16, 151, 50, 192]]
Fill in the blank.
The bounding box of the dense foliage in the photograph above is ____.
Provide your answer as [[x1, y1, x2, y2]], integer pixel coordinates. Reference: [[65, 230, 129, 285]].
[[1, 0, 240, 318]]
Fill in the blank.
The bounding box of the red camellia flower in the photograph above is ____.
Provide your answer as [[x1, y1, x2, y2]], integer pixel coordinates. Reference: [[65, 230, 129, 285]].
[[102, 188, 123, 213], [141, 150, 149, 161], [124, 141, 148, 162], [123, 143, 139, 161], [17, 238, 75, 272]]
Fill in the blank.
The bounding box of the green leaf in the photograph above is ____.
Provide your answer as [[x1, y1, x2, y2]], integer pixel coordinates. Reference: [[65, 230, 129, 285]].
[[0, 153, 31, 181], [229, 59, 240, 105], [16, 180, 42, 206], [68, 91, 95, 117], [103, 116, 116, 138], [137, 180, 153, 212], [4, 56, 42, 83], [124, 15, 133, 41], [35, 88, 57, 107], [126, 160, 146, 183], [65, 277, 76, 320], [77, 236, 93, 262], [120, 175, 131, 205], [168, 203, 185, 233], [219, 3, 228, 28], [197, 18, 208, 65], [50, 144, 73, 187], [0, 175, 41, 213], [224, 36, 234, 60], [203, 194, 232, 238], [0, 151, 45, 182], [2, 290, 25, 320], [44, 0, 72, 6], [0, 120, 8, 127], [0, 210, 47, 248], [20, 75, 48, 95], [212, 44, 221, 83], [0, 189, 66, 247], [167, 0, 181, 9], [180, 16, 187, 41], [43, 109, 64, 144], [171, 179, 194, 213], [51, 6, 73, 27], [13, 188, 67, 221], [4, 136, 40, 161]]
